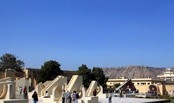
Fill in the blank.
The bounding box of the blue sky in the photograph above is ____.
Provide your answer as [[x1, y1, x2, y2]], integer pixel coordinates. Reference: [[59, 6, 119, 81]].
[[0, 0, 174, 70]]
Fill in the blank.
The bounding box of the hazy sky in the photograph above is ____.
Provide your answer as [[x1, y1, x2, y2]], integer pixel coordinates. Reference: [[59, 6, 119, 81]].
[[0, 0, 174, 70]]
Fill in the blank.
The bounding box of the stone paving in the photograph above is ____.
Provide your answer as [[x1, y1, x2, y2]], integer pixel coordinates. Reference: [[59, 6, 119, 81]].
[[28, 97, 43, 103], [28, 97, 170, 103], [99, 97, 170, 103]]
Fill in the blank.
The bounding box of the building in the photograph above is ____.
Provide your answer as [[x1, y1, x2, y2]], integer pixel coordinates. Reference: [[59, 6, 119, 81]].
[[107, 77, 166, 95], [107, 69, 174, 96], [0, 68, 77, 92], [107, 77, 164, 88], [157, 68, 174, 81]]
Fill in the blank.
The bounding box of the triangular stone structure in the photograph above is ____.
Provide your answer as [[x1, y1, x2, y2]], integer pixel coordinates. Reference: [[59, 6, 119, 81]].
[[116, 79, 136, 92]]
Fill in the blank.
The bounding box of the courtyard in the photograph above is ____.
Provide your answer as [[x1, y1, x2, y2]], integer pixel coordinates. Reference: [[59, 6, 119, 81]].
[[28, 97, 171, 103]]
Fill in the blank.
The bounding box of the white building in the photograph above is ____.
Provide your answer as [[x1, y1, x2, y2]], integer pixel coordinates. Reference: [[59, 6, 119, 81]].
[[157, 68, 174, 81]]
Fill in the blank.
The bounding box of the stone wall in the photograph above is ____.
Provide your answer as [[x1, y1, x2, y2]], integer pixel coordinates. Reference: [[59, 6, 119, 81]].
[[165, 84, 174, 94], [15, 77, 29, 92], [5, 71, 15, 81], [134, 85, 149, 93], [0, 72, 5, 79]]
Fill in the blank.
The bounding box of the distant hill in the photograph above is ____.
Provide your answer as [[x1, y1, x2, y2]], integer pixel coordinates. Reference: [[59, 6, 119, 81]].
[[102, 66, 167, 79]]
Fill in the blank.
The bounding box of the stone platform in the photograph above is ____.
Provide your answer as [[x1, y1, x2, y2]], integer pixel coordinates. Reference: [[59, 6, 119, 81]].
[[99, 97, 170, 103], [0, 99, 28, 103], [27, 97, 171, 103]]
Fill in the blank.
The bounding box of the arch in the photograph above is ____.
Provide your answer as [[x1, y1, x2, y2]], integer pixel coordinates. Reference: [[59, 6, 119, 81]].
[[52, 85, 62, 102], [0, 77, 12, 99], [78, 85, 85, 99], [62, 83, 67, 90], [0, 84, 7, 99], [149, 85, 157, 92], [97, 85, 103, 95]]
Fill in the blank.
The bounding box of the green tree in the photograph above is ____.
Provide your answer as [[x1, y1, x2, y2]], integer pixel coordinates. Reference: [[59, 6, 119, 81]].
[[92, 67, 108, 88], [0, 53, 24, 72], [77, 64, 92, 88], [114, 83, 121, 88], [37, 60, 63, 83]]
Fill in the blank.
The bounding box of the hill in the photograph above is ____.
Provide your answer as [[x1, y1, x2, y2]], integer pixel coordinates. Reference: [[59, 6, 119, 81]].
[[102, 66, 166, 79]]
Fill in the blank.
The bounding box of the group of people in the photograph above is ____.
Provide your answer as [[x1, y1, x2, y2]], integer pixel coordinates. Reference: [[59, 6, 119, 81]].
[[19, 86, 28, 99], [62, 90, 79, 103], [30, 89, 80, 103], [18, 86, 38, 103]]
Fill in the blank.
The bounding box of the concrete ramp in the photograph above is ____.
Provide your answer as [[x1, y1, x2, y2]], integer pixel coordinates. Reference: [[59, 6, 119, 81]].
[[66, 75, 83, 92], [86, 81, 98, 96], [35, 82, 45, 96], [41, 76, 67, 96], [43, 81, 52, 87], [42, 76, 67, 103]]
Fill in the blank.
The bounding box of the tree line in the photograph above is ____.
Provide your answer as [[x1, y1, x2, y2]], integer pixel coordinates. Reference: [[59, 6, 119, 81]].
[[0, 53, 107, 88], [0, 53, 24, 72]]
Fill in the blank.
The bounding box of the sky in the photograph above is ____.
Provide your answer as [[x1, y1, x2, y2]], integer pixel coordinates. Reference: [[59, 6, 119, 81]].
[[0, 0, 174, 70]]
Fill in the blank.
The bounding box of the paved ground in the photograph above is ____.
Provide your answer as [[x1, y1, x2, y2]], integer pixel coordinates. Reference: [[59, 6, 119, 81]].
[[28, 97, 43, 103], [28, 97, 170, 103], [28, 99, 42, 103], [99, 97, 170, 103]]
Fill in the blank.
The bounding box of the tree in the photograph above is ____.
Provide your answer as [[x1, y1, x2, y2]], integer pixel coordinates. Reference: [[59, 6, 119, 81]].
[[114, 83, 121, 88], [77, 65, 108, 88], [92, 67, 108, 88], [37, 60, 63, 83], [0, 53, 24, 72], [77, 64, 92, 88]]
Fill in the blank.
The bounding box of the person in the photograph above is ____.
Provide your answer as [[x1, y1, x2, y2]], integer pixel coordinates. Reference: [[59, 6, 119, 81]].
[[71, 91, 78, 103], [23, 86, 27, 93], [119, 88, 123, 98], [128, 88, 131, 94], [76, 92, 79, 99], [44, 91, 50, 98], [62, 90, 66, 103], [32, 91, 38, 103], [29, 86, 31, 92], [108, 92, 112, 103], [19, 86, 22, 94], [23, 86, 28, 99], [66, 91, 71, 103], [93, 89, 97, 96]]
